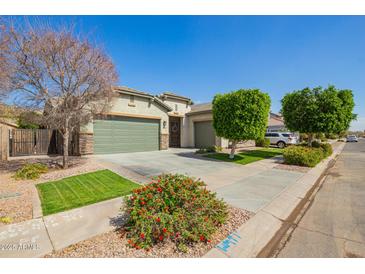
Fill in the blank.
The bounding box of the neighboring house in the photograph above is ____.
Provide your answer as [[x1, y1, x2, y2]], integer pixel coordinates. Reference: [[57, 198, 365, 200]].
[[68, 86, 286, 155], [267, 112, 286, 132]]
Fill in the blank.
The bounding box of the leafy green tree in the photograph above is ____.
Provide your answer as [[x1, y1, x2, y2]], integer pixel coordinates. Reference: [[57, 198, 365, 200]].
[[281, 86, 356, 145], [212, 89, 271, 159], [17, 111, 41, 129]]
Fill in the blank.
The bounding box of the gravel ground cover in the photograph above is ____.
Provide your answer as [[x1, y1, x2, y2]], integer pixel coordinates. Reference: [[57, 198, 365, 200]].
[[45, 206, 252, 258]]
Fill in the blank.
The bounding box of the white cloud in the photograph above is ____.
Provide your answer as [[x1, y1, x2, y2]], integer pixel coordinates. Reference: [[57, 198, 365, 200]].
[[350, 117, 365, 131]]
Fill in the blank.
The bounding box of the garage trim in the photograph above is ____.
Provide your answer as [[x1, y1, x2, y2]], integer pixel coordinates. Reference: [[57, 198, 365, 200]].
[[103, 112, 161, 120], [93, 115, 161, 154]]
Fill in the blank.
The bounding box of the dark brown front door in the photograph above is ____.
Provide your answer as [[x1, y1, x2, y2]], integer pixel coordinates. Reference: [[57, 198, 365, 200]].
[[169, 116, 181, 147]]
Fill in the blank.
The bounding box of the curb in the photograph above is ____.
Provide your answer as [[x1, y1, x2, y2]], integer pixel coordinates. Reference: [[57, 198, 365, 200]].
[[32, 185, 43, 219], [204, 142, 346, 258]]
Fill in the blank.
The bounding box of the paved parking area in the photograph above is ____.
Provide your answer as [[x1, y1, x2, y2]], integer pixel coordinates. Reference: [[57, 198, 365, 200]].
[[94, 148, 304, 213]]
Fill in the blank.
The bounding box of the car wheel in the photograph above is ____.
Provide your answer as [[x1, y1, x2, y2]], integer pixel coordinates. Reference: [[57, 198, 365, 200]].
[[277, 141, 286, 149]]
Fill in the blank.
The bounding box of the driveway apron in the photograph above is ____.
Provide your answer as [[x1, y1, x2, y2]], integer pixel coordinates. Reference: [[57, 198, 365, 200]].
[[94, 149, 304, 213]]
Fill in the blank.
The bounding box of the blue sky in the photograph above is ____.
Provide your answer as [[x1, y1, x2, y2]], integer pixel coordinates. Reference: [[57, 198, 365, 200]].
[[8, 16, 365, 130]]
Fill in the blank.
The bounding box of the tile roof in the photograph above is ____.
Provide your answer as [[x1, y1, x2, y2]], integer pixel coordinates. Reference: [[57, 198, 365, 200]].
[[159, 92, 192, 102], [187, 102, 212, 115], [113, 86, 173, 111]]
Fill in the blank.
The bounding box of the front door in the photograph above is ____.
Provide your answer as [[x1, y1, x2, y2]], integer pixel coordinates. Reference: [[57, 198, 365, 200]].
[[169, 117, 181, 147]]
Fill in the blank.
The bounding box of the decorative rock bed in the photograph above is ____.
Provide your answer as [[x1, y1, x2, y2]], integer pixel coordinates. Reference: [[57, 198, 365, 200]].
[[45, 207, 252, 258], [0, 157, 104, 226]]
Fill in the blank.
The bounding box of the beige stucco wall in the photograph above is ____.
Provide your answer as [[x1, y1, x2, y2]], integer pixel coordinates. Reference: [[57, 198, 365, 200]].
[[184, 112, 229, 148], [81, 94, 170, 134]]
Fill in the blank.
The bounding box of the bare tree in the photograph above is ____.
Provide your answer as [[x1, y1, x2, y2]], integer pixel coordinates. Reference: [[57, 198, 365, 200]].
[[0, 20, 13, 98], [1, 20, 118, 168]]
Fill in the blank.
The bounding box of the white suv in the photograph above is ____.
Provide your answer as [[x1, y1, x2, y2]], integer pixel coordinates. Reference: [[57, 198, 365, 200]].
[[265, 132, 298, 148]]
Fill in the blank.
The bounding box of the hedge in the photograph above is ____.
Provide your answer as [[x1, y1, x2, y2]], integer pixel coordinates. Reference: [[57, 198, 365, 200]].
[[255, 138, 270, 148], [283, 142, 333, 167]]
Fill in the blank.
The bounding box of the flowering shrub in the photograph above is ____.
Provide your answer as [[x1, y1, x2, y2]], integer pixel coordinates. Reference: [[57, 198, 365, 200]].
[[124, 174, 228, 251]]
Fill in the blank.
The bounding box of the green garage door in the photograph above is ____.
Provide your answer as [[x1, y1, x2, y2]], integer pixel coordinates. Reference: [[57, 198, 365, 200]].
[[93, 116, 160, 154], [194, 121, 216, 148]]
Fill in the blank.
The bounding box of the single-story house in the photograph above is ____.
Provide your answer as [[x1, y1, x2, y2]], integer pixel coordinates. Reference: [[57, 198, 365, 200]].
[[266, 112, 286, 132], [77, 86, 283, 155], [79, 86, 228, 155]]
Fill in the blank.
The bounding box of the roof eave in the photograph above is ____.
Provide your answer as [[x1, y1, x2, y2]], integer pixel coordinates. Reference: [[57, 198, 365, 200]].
[[186, 109, 212, 116], [152, 97, 173, 111], [113, 88, 153, 100], [160, 93, 193, 105]]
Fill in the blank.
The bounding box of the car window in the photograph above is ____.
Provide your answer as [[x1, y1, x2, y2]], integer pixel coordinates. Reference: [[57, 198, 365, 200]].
[[265, 133, 271, 137], [282, 134, 291, 137], [272, 133, 280, 137]]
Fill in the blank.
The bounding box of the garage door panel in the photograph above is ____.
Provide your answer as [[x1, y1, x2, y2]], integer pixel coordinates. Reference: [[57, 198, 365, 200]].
[[194, 121, 216, 148], [93, 116, 160, 154]]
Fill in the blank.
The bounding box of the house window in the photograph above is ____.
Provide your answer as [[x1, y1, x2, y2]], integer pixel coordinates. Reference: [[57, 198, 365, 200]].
[[128, 95, 136, 107], [175, 104, 178, 111]]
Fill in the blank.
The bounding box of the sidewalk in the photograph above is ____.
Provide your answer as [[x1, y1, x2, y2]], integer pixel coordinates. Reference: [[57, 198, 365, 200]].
[[204, 142, 346, 258], [0, 197, 125, 258]]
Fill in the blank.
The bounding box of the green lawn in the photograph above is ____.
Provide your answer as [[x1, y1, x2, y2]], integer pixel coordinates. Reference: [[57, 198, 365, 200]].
[[204, 148, 283, 165], [36, 169, 140, 215]]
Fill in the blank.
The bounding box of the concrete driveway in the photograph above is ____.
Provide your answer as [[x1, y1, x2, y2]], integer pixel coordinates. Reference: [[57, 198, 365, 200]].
[[94, 148, 304, 213]]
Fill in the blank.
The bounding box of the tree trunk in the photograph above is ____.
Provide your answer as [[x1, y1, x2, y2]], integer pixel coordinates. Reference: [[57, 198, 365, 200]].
[[229, 140, 237, 159], [62, 120, 70, 169]]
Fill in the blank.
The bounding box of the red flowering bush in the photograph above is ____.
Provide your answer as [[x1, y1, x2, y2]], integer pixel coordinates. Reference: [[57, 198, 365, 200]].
[[124, 174, 228, 251]]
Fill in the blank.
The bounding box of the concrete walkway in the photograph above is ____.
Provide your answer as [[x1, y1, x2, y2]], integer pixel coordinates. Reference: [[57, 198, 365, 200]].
[[0, 197, 125, 257], [277, 140, 365, 258]]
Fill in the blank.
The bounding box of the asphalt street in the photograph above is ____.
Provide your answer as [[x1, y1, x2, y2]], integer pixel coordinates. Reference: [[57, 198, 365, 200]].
[[278, 139, 365, 258]]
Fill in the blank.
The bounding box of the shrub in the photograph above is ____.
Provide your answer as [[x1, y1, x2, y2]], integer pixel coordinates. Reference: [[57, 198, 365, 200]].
[[0, 216, 12, 224], [14, 163, 48, 180], [307, 141, 332, 158], [195, 146, 222, 154], [320, 143, 333, 158], [206, 146, 216, 153], [255, 138, 270, 148], [283, 146, 324, 167], [300, 133, 309, 142], [124, 174, 228, 251], [214, 145, 223, 152], [311, 140, 321, 148]]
